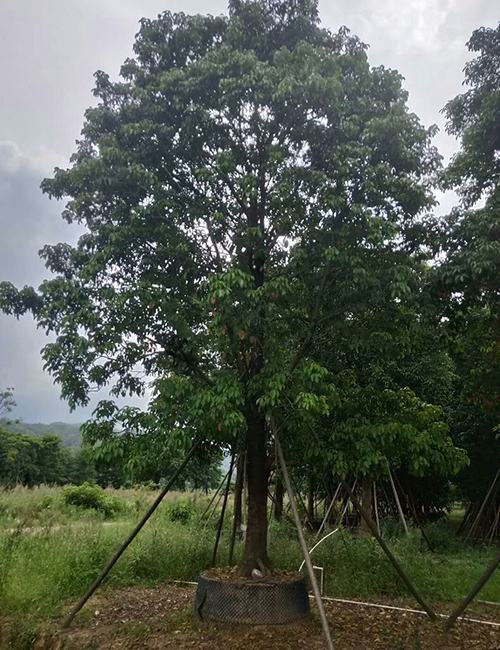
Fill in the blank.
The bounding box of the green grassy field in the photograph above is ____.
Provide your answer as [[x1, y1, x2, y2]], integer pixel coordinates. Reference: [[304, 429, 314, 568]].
[[1, 486, 500, 648]]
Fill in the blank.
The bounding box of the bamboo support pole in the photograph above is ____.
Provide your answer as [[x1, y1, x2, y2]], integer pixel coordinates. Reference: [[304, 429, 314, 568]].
[[487, 502, 500, 545], [291, 473, 313, 528], [393, 474, 434, 553], [337, 480, 357, 529]]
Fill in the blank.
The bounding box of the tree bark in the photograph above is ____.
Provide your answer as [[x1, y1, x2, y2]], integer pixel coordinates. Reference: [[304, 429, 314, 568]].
[[274, 474, 284, 522], [238, 409, 271, 576], [359, 475, 373, 536]]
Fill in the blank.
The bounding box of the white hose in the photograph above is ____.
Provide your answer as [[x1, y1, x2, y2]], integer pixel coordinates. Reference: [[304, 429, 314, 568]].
[[299, 528, 339, 572], [318, 596, 500, 629]]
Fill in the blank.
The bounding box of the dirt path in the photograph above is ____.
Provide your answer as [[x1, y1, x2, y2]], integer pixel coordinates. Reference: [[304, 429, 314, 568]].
[[42, 584, 500, 649]]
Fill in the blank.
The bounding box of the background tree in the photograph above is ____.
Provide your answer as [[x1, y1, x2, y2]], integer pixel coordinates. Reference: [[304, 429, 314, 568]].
[[0, 429, 94, 487], [1, 0, 442, 574], [279, 271, 467, 529], [435, 22, 500, 515], [0, 388, 16, 421]]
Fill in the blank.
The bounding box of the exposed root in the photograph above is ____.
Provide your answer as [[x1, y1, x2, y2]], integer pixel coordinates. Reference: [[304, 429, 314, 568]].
[[256, 557, 271, 577], [236, 556, 273, 578]]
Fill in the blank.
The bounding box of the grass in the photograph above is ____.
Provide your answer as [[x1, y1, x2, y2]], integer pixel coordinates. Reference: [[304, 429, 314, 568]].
[[0, 484, 196, 531], [1, 487, 500, 648]]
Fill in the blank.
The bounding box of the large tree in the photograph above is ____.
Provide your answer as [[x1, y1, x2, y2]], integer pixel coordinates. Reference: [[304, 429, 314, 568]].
[[0, 0, 440, 574], [435, 23, 500, 506]]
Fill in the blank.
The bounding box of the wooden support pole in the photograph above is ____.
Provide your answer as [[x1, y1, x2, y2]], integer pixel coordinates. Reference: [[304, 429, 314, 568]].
[[341, 480, 437, 621], [273, 427, 334, 650], [444, 548, 500, 631], [389, 469, 408, 534], [228, 452, 245, 565], [315, 482, 342, 541], [291, 473, 313, 528], [394, 474, 434, 554], [211, 452, 235, 567], [337, 481, 356, 528], [62, 439, 201, 629], [465, 466, 500, 542], [201, 468, 231, 521], [274, 474, 284, 523], [457, 501, 474, 536], [487, 504, 500, 545], [373, 481, 381, 537]]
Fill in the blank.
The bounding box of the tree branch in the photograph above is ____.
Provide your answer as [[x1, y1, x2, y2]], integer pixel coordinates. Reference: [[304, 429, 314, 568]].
[[289, 262, 331, 374]]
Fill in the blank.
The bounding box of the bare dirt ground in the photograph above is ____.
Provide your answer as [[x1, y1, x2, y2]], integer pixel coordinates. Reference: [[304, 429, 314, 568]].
[[41, 584, 500, 650]]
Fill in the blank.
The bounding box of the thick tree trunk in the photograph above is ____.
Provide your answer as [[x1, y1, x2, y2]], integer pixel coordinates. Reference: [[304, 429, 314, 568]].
[[359, 475, 373, 536], [307, 476, 315, 523], [274, 474, 284, 522], [238, 409, 271, 577]]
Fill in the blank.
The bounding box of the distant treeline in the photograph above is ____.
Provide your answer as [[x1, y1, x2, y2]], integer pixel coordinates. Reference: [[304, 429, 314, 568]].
[[0, 425, 224, 492], [0, 428, 94, 488], [1, 421, 82, 448]]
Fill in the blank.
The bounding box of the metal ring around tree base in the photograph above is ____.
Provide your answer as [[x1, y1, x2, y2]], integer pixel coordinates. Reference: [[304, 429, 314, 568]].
[[195, 572, 310, 625]]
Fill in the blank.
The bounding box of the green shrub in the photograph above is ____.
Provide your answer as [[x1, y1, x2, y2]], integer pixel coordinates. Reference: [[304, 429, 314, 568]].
[[62, 483, 122, 518], [39, 495, 53, 510], [165, 500, 195, 524]]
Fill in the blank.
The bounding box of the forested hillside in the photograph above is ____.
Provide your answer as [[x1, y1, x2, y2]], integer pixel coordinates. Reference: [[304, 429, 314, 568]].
[[0, 421, 82, 448]]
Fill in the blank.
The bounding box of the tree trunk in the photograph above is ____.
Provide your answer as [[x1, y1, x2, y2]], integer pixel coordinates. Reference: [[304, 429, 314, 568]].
[[274, 474, 284, 522], [359, 476, 373, 536], [307, 475, 315, 523], [238, 409, 271, 577]]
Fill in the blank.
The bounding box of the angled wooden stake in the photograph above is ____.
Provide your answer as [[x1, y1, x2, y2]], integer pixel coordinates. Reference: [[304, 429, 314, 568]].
[[465, 466, 500, 542], [228, 451, 245, 565], [273, 424, 334, 650], [315, 481, 342, 541], [373, 481, 381, 537], [211, 451, 235, 567], [62, 438, 201, 629], [443, 548, 500, 631], [389, 469, 408, 534], [201, 468, 231, 521], [341, 480, 437, 621]]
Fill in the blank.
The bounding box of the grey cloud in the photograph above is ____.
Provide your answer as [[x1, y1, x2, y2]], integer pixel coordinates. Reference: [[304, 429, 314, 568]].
[[0, 142, 149, 423], [0, 142, 87, 422], [320, 0, 497, 168], [0, 141, 73, 286], [0, 0, 226, 158]]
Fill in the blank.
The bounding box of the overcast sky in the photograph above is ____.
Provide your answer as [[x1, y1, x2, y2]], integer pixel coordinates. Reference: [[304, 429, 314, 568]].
[[0, 0, 498, 424]]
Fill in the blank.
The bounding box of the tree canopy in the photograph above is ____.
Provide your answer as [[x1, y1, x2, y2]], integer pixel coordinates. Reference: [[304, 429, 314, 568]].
[[435, 22, 500, 504], [0, 0, 467, 572]]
